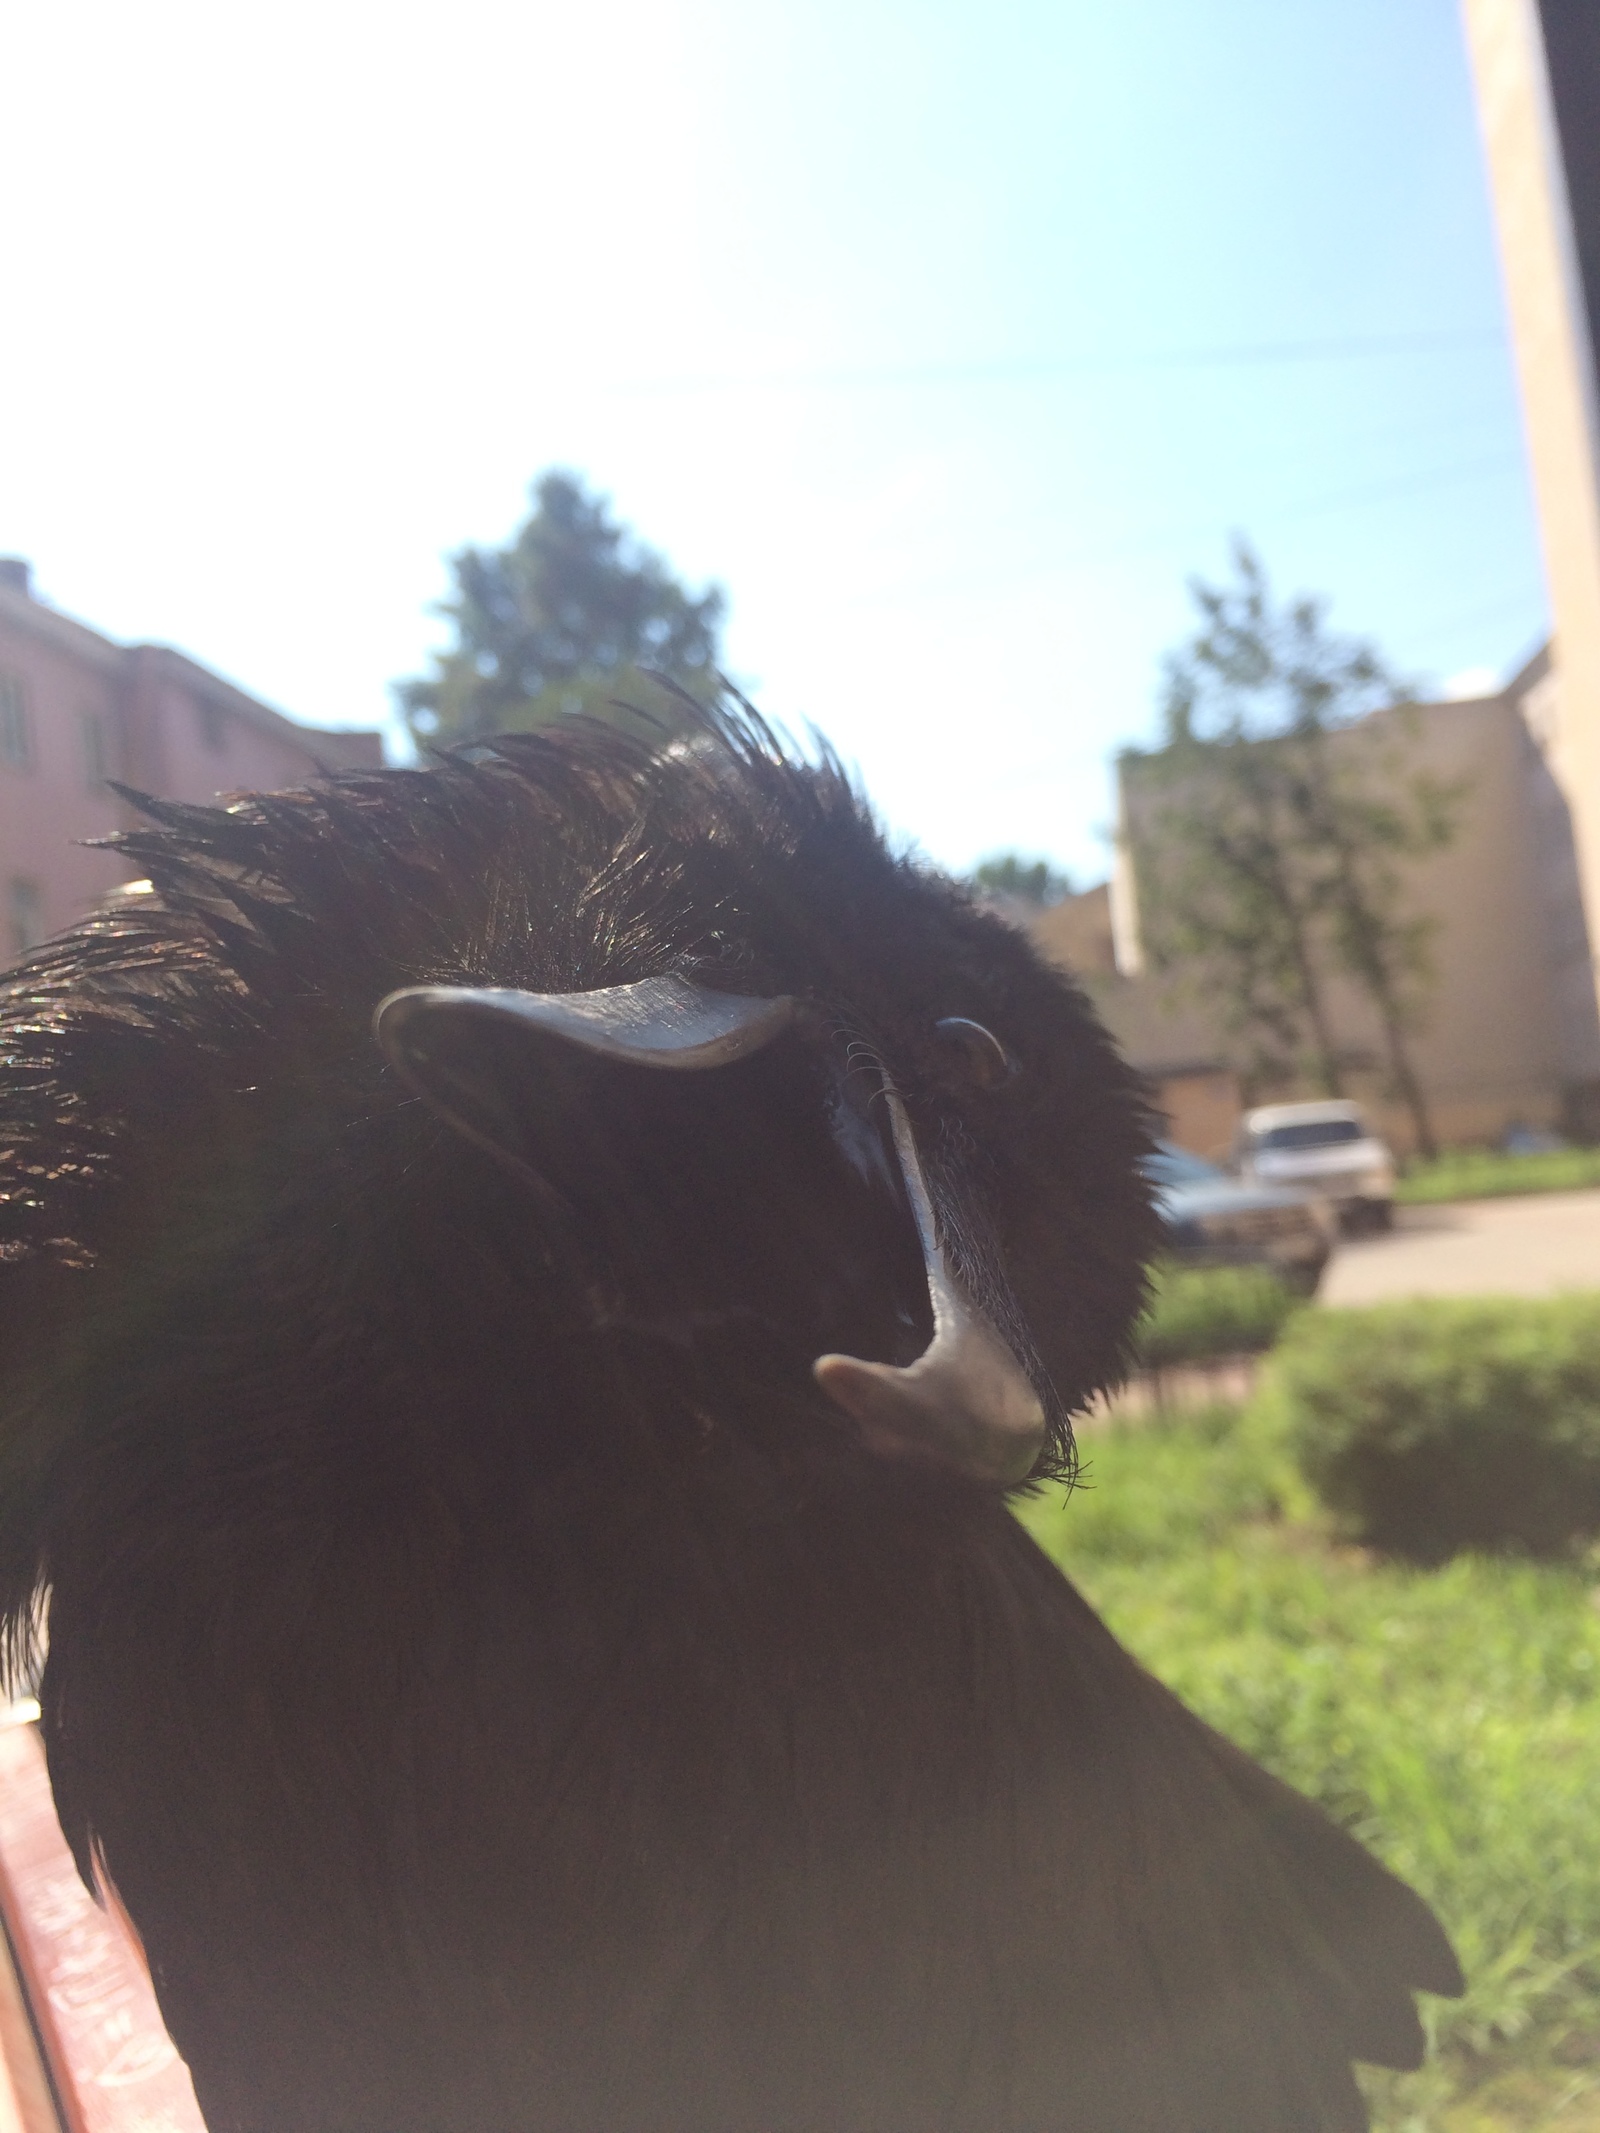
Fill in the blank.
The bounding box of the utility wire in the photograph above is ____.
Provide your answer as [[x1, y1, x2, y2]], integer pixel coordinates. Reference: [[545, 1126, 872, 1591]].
[[604, 329, 1502, 397], [847, 448, 1523, 612]]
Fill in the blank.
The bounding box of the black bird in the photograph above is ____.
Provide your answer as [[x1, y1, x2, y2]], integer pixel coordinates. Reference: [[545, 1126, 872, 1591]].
[[0, 706, 1459, 2133]]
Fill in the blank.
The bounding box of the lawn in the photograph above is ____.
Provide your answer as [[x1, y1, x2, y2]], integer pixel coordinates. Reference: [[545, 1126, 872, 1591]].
[[1014, 1407, 1600, 2131], [1397, 1147, 1600, 1206]]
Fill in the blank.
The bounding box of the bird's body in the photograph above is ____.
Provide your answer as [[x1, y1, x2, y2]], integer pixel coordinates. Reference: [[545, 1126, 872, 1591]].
[[0, 710, 1458, 2131]]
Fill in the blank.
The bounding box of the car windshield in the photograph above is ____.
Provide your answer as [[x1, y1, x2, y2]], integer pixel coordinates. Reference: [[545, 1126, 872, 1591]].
[[1141, 1145, 1226, 1187], [1255, 1119, 1363, 1151]]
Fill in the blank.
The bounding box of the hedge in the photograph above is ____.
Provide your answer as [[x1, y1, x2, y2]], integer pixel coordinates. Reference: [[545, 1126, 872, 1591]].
[[1396, 1144, 1600, 1205], [1257, 1295, 1600, 1563], [1132, 1262, 1306, 1371]]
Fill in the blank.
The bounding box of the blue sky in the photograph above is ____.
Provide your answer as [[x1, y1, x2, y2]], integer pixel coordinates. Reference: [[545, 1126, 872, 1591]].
[[1, 0, 1545, 883]]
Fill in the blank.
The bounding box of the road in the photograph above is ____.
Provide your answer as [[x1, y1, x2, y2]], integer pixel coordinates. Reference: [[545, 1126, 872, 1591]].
[[1320, 1188, 1600, 1306]]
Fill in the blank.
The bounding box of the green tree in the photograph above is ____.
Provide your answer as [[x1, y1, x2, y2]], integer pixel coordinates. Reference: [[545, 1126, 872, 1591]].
[[969, 854, 1073, 906], [1129, 736, 1347, 1098], [1128, 542, 1460, 1156], [398, 471, 726, 748], [1310, 751, 1458, 1159]]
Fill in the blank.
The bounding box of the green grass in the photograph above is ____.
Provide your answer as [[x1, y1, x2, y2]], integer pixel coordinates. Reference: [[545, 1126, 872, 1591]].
[[1016, 1408, 1600, 2130], [1133, 1260, 1308, 1368], [1397, 1146, 1600, 1206]]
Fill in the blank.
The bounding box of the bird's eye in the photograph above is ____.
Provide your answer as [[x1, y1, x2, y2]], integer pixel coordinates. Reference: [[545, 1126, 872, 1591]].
[[932, 1016, 1016, 1090]]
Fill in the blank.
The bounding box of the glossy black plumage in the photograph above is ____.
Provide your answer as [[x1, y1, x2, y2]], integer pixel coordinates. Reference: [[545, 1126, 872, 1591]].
[[0, 707, 1459, 2131]]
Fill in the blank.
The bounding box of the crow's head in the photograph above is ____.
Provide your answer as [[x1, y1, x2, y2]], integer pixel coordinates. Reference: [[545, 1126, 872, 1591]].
[[0, 703, 1158, 1663]]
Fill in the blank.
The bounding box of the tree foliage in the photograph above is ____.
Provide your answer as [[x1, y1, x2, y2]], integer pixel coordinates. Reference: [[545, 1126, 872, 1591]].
[[969, 854, 1073, 906], [398, 472, 726, 748], [1128, 543, 1460, 1156]]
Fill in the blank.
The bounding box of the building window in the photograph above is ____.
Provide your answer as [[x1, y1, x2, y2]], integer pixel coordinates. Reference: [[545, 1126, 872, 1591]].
[[8, 880, 42, 957], [0, 674, 33, 770], [198, 699, 228, 753], [80, 707, 110, 789]]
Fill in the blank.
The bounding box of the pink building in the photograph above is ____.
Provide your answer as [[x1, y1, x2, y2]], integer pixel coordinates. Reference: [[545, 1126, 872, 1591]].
[[0, 560, 383, 956]]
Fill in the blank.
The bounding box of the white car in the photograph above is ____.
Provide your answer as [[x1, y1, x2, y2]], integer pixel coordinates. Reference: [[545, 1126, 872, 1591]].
[[1233, 1099, 1396, 1233]]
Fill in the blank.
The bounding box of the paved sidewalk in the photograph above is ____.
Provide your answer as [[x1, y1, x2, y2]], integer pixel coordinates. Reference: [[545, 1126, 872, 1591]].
[[1320, 1188, 1600, 1306]]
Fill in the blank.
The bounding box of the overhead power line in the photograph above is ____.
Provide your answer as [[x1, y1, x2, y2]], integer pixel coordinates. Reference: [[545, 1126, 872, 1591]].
[[606, 329, 1502, 397], [846, 447, 1524, 613]]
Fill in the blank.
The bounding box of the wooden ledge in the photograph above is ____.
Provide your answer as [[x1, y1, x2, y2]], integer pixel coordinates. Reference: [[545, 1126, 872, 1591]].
[[0, 1715, 205, 2132]]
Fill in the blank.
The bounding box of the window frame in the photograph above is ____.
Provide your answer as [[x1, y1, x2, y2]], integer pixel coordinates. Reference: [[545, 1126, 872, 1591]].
[[79, 705, 110, 790], [0, 673, 34, 772]]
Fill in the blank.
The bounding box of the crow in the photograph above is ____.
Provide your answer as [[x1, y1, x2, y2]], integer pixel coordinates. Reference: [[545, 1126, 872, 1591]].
[[0, 704, 1459, 2133]]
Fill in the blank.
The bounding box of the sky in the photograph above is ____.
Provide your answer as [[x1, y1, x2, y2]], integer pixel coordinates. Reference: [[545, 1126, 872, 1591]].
[[0, 0, 1547, 885]]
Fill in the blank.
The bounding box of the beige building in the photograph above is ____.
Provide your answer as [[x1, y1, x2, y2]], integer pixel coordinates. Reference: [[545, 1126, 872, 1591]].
[[1031, 654, 1600, 1159], [0, 561, 382, 955], [1461, 0, 1600, 1066]]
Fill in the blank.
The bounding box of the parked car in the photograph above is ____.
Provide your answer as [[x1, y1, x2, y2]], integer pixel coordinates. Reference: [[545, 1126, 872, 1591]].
[[1142, 1142, 1332, 1295], [1232, 1099, 1396, 1233]]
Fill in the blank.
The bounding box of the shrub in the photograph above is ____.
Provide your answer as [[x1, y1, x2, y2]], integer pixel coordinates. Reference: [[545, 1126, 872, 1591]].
[[1133, 1262, 1305, 1370], [1396, 1144, 1600, 1204], [1257, 1296, 1600, 1562]]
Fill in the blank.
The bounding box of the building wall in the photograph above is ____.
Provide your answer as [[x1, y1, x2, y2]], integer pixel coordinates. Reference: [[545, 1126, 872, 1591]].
[[1462, 0, 1600, 1056], [1027, 882, 1117, 979], [1386, 692, 1571, 1139], [118, 645, 382, 806], [1155, 1069, 1241, 1162], [1057, 676, 1599, 1158], [0, 575, 382, 955], [0, 601, 131, 951]]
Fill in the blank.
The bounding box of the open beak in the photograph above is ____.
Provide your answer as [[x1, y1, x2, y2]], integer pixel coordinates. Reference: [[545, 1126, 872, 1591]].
[[374, 973, 1045, 1487]]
